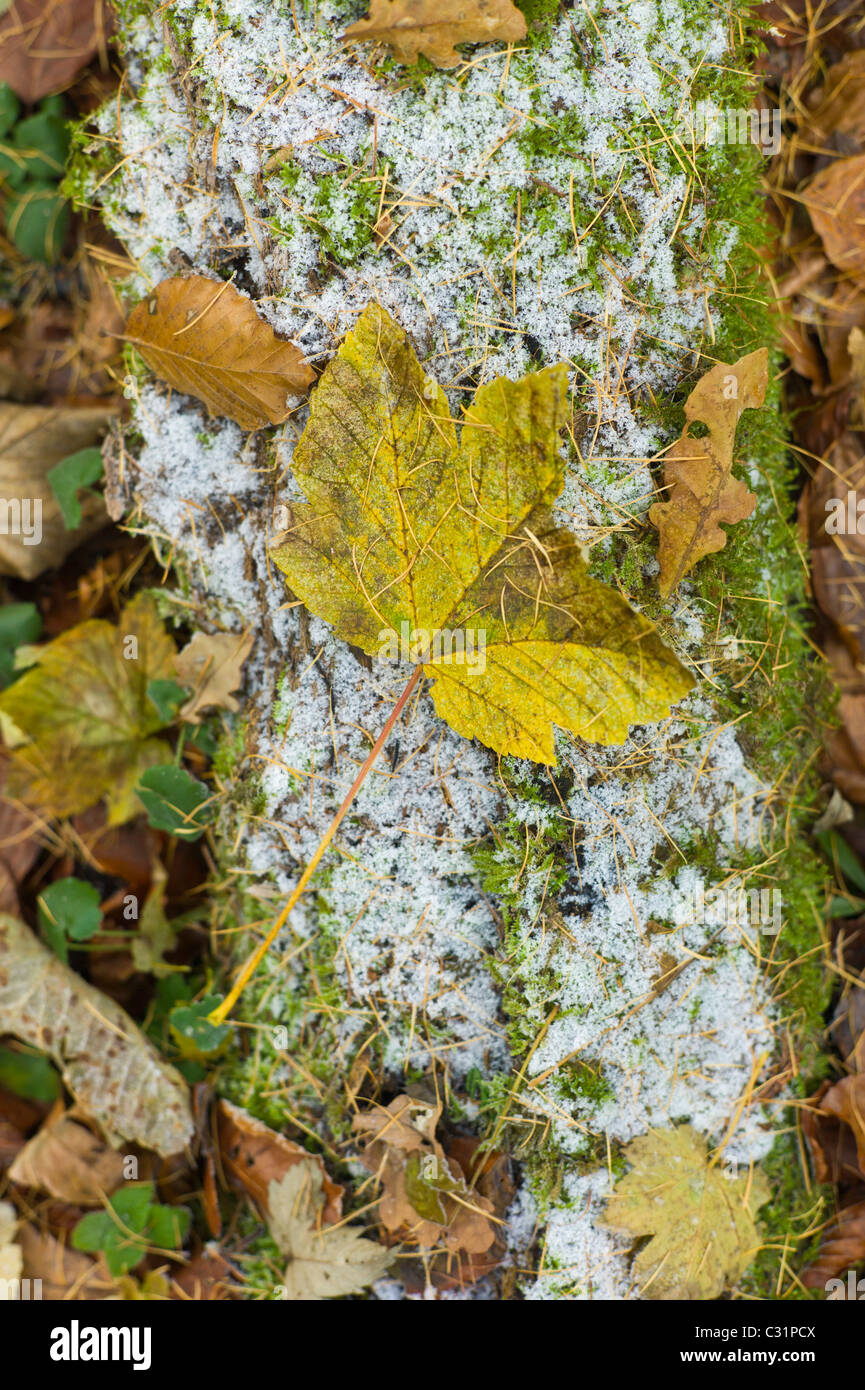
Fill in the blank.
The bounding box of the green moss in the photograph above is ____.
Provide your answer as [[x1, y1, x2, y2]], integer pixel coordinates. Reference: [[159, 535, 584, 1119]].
[[272, 156, 384, 266], [742, 1126, 831, 1301]]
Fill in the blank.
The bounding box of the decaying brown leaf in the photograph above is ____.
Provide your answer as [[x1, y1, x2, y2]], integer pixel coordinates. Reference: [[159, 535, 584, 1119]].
[[9, 1114, 125, 1205], [802, 51, 865, 149], [0, 402, 115, 580], [17, 1223, 115, 1300], [169, 1246, 238, 1301], [802, 1200, 865, 1289], [174, 629, 254, 724], [649, 350, 768, 597], [0, 1201, 21, 1294], [818, 1073, 865, 1174], [0, 0, 112, 104], [353, 1094, 498, 1259], [125, 277, 314, 431], [342, 0, 527, 69], [216, 1099, 342, 1223], [803, 156, 865, 290], [267, 1163, 392, 1301], [0, 914, 193, 1156]]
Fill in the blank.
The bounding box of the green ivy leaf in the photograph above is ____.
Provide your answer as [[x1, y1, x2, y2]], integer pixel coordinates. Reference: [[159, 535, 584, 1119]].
[[47, 446, 104, 530], [136, 764, 213, 841]]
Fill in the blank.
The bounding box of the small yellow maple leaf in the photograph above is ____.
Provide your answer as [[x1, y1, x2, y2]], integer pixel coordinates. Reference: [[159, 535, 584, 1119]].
[[600, 1125, 770, 1300], [648, 349, 768, 597], [270, 304, 692, 764], [0, 593, 176, 823]]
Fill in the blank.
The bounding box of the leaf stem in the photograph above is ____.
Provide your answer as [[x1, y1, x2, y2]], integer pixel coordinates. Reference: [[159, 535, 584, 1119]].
[[209, 664, 423, 1026]]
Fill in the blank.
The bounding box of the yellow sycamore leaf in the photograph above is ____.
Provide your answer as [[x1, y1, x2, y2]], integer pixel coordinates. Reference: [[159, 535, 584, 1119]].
[[270, 304, 692, 764], [600, 1125, 770, 1300], [0, 593, 176, 823], [648, 349, 768, 598]]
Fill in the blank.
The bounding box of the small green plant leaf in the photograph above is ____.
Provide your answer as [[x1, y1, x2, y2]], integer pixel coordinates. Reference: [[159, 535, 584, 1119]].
[[169, 994, 232, 1062], [0, 81, 19, 137], [0, 601, 41, 686], [5, 182, 69, 263], [146, 679, 188, 725], [37, 876, 101, 963], [0, 1043, 61, 1102], [72, 1182, 190, 1277], [136, 764, 214, 840], [47, 446, 104, 529], [817, 829, 865, 895]]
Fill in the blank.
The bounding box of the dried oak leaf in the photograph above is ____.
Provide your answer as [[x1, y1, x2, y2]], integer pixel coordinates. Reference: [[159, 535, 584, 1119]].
[[270, 304, 691, 764], [342, 0, 527, 68], [0, 914, 193, 1156], [216, 1099, 342, 1223], [9, 1114, 125, 1204], [353, 1094, 497, 1257], [125, 277, 314, 432], [648, 350, 767, 598], [802, 1200, 865, 1288], [600, 1125, 770, 1300], [0, 593, 176, 825], [0, 402, 116, 580], [174, 629, 254, 724], [0, 0, 111, 104], [802, 155, 865, 291], [268, 1163, 392, 1301]]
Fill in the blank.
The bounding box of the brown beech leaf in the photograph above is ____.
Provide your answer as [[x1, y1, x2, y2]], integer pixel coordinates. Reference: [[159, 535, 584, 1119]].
[[0, 0, 111, 104], [174, 629, 254, 723], [9, 1114, 125, 1204], [802, 156, 865, 291], [802, 1079, 864, 1186], [353, 1094, 498, 1260], [802, 1200, 865, 1289], [802, 52, 865, 149], [648, 349, 768, 597], [819, 1074, 865, 1174], [216, 1099, 342, 1223], [0, 915, 193, 1156], [342, 0, 526, 68], [125, 277, 314, 431]]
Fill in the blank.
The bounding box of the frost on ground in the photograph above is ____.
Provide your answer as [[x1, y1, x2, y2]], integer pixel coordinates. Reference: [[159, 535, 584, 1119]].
[[96, 0, 784, 1297]]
